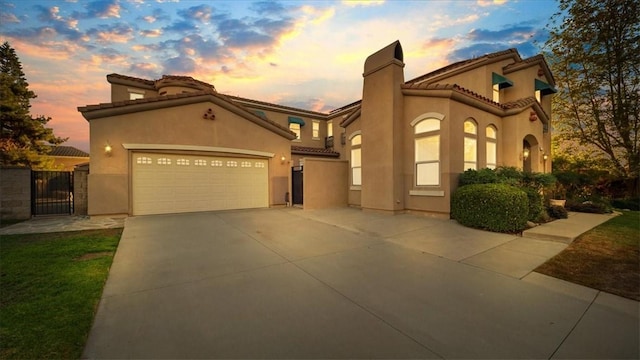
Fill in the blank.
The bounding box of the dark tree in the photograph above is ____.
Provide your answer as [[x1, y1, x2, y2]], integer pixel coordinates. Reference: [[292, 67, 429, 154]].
[[0, 42, 66, 167], [545, 0, 639, 182]]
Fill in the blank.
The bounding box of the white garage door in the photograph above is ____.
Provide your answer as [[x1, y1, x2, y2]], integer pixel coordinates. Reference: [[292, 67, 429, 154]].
[[132, 152, 269, 215]]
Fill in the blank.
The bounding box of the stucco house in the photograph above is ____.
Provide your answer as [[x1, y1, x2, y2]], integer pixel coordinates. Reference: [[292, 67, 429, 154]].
[[46, 145, 90, 170], [78, 40, 554, 217]]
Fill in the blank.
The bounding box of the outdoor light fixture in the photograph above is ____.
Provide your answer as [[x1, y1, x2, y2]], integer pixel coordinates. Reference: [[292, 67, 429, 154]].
[[104, 143, 112, 156], [543, 154, 548, 161], [523, 148, 530, 160], [280, 154, 286, 164]]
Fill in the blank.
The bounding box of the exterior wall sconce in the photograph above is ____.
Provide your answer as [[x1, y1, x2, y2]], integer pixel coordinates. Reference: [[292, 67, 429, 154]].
[[280, 154, 286, 164], [543, 154, 548, 161], [104, 143, 113, 156], [523, 148, 530, 160]]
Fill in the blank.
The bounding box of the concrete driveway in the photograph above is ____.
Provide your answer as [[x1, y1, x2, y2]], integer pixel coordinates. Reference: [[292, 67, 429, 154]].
[[83, 208, 639, 359]]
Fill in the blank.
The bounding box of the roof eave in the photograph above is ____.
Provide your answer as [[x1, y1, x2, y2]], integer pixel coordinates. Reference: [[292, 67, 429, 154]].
[[78, 93, 297, 140]]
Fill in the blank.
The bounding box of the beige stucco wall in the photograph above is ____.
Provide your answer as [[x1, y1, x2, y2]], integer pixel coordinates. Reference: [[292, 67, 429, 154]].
[[502, 110, 548, 172], [245, 107, 328, 149], [110, 83, 158, 103], [88, 100, 291, 216], [360, 42, 405, 213], [302, 158, 348, 210]]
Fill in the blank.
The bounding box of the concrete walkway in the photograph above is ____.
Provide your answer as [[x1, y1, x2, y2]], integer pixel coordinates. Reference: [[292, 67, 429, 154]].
[[0, 215, 125, 235], [81, 208, 638, 359]]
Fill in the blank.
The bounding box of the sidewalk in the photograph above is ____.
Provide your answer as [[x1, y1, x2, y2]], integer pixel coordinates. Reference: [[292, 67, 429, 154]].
[[523, 211, 619, 243], [0, 215, 124, 235]]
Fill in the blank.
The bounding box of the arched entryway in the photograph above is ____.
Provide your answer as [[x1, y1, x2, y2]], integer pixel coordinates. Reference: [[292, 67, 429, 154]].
[[522, 135, 539, 172]]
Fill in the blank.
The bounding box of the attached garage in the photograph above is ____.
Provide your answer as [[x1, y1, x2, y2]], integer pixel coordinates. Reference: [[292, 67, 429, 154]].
[[79, 74, 296, 217], [132, 152, 269, 215]]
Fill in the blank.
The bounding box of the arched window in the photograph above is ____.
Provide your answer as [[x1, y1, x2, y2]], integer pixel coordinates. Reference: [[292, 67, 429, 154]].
[[486, 125, 497, 169], [414, 118, 441, 186], [464, 119, 477, 170], [350, 134, 362, 186]]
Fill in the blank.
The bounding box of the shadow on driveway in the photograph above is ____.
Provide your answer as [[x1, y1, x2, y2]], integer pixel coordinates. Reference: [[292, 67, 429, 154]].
[[83, 208, 639, 359]]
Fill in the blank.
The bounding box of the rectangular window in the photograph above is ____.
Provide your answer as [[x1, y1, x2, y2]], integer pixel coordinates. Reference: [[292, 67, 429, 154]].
[[351, 148, 361, 186], [416, 163, 439, 186], [327, 120, 333, 137], [415, 135, 439, 186], [129, 92, 144, 100], [492, 84, 500, 103], [464, 137, 477, 170], [312, 120, 320, 139], [487, 142, 497, 169], [289, 123, 301, 140]]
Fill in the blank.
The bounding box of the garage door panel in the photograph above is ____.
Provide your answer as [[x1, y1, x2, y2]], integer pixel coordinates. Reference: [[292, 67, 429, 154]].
[[132, 153, 269, 215]]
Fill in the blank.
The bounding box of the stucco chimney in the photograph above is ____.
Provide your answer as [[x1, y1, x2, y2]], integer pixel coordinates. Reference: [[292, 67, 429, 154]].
[[360, 40, 405, 213]]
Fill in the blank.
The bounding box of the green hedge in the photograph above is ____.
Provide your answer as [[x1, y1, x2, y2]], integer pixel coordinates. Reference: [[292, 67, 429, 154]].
[[451, 183, 529, 233]]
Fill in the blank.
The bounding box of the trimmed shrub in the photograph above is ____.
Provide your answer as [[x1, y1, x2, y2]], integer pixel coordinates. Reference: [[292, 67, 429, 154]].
[[451, 183, 529, 233], [612, 198, 640, 211], [566, 200, 612, 214], [522, 187, 544, 222], [458, 168, 498, 186], [547, 205, 568, 219]]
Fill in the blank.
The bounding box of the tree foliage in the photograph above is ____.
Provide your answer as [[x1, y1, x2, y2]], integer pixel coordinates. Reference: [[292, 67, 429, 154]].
[[0, 42, 66, 167], [545, 0, 639, 179]]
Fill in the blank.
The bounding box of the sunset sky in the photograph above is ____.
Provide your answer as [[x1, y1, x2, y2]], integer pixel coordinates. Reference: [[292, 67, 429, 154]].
[[0, 0, 559, 151]]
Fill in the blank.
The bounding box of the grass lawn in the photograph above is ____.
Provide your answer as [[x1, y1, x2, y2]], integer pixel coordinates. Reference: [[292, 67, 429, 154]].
[[0, 228, 122, 359], [536, 210, 640, 301]]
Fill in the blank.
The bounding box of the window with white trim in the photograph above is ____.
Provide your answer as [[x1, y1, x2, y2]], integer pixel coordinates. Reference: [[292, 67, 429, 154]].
[[312, 120, 320, 139], [289, 123, 301, 140], [350, 134, 362, 186], [327, 120, 333, 137], [464, 119, 477, 170], [414, 118, 440, 186], [486, 125, 497, 169]]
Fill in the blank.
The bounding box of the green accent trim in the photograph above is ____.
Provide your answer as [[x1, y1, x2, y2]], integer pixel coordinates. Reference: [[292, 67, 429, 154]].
[[254, 110, 267, 119], [535, 79, 557, 95], [288, 116, 305, 126], [492, 72, 513, 89]]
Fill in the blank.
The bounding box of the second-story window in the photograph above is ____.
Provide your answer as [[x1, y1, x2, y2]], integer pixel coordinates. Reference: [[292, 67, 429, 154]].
[[312, 120, 320, 140], [491, 73, 513, 103], [327, 120, 333, 138], [129, 91, 144, 100], [535, 79, 557, 102], [289, 123, 301, 141]]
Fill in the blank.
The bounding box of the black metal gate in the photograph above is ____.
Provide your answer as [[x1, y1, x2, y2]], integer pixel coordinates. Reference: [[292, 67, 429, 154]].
[[292, 166, 303, 205], [31, 171, 74, 216]]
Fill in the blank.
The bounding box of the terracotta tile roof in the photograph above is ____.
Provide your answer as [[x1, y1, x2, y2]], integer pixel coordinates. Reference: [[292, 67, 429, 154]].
[[78, 90, 295, 137], [291, 145, 340, 158], [330, 99, 362, 115], [78, 90, 216, 112], [106, 73, 154, 86], [48, 145, 89, 157], [226, 94, 328, 117], [156, 75, 216, 91], [502, 97, 538, 110], [406, 48, 520, 85], [401, 83, 502, 108]]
